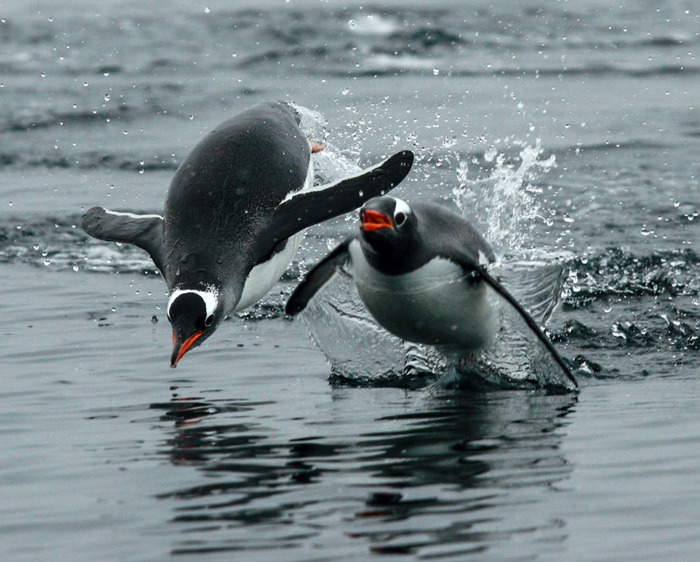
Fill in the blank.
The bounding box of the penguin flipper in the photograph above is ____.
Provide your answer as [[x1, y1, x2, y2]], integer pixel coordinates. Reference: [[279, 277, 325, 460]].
[[82, 207, 166, 275], [264, 150, 414, 254], [489, 260, 566, 326], [451, 256, 577, 389], [286, 238, 352, 316]]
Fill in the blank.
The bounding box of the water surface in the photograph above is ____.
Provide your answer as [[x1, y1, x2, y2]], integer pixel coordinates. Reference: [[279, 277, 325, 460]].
[[1, 0, 699, 559]]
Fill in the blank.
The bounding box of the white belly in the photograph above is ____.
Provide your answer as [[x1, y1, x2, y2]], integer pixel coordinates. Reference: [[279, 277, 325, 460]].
[[236, 158, 315, 312], [236, 231, 304, 312], [348, 241, 498, 352]]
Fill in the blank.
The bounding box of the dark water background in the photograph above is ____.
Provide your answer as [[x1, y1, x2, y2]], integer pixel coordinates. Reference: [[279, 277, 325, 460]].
[[1, 0, 699, 559]]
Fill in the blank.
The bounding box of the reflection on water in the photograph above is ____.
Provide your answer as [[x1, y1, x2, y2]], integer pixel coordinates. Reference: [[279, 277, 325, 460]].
[[152, 388, 577, 558]]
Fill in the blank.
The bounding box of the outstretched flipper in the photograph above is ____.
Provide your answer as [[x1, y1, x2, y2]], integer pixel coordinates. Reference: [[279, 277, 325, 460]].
[[258, 150, 414, 258], [466, 263, 577, 388], [286, 238, 352, 316], [82, 207, 167, 275]]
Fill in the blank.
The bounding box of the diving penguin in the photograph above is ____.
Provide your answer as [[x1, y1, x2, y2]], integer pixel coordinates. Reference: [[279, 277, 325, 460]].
[[82, 102, 414, 367], [285, 195, 576, 387]]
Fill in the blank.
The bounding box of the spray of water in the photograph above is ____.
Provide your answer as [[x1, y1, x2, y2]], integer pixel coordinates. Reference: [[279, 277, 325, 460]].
[[290, 102, 364, 186], [452, 139, 556, 258]]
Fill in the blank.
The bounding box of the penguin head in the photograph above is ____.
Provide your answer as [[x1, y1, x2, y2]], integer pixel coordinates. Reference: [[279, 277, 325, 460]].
[[359, 196, 416, 256], [167, 288, 223, 368]]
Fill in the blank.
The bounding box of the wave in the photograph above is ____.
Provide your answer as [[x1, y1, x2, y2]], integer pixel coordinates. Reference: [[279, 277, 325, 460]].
[[0, 150, 180, 171], [0, 214, 159, 274], [2, 108, 133, 134], [565, 247, 700, 303], [8, 217, 698, 287], [1, 5, 697, 81], [552, 247, 700, 359], [325, 62, 700, 79]]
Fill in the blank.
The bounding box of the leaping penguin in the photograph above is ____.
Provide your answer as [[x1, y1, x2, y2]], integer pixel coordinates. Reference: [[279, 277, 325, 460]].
[[82, 102, 414, 367], [286, 195, 577, 388]]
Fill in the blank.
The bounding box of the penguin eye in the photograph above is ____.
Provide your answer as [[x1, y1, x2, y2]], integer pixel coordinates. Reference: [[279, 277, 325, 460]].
[[394, 212, 407, 226], [204, 314, 214, 327]]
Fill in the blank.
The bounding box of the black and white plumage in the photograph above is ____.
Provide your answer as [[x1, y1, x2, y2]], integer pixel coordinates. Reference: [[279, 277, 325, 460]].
[[82, 102, 414, 367], [286, 195, 576, 387]]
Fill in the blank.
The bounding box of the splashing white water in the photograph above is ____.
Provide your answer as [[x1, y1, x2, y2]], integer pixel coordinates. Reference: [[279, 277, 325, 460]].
[[290, 102, 364, 186], [452, 139, 556, 258]]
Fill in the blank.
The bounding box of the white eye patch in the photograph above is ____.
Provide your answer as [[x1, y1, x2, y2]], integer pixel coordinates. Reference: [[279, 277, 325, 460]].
[[167, 288, 219, 320], [391, 197, 411, 222]]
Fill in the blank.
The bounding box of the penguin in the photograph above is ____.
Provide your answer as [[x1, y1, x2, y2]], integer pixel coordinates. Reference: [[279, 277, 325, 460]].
[[286, 195, 577, 387], [82, 102, 414, 367]]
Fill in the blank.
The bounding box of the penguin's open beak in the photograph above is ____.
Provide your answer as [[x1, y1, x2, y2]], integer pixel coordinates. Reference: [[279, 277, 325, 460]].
[[361, 209, 393, 232], [170, 331, 203, 368]]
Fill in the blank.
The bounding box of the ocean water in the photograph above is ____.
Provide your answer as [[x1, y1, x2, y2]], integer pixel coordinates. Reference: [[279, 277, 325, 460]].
[[1, 0, 699, 559]]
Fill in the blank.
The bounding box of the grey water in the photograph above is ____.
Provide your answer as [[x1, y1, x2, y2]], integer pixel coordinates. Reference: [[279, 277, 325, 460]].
[[1, 0, 699, 559]]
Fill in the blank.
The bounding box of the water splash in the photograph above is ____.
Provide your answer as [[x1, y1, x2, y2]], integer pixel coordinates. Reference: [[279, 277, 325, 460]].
[[299, 264, 576, 392], [452, 139, 556, 258], [290, 102, 364, 186]]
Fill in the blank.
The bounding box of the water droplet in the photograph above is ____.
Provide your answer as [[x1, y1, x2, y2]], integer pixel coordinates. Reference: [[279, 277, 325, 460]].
[[83, 81, 89, 87], [204, 6, 210, 13], [72, 265, 79, 272], [104, 93, 110, 101], [433, 68, 439, 76], [348, 20, 357, 30]]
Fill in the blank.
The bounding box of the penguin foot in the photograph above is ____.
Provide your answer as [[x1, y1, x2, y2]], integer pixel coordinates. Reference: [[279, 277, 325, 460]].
[[310, 141, 325, 153]]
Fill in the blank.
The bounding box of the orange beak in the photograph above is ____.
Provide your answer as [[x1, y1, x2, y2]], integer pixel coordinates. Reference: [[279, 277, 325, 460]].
[[361, 209, 393, 232], [170, 331, 203, 368]]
